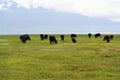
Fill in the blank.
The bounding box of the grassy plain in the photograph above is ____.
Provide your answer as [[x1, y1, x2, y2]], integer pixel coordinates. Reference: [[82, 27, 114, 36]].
[[0, 34, 120, 80]]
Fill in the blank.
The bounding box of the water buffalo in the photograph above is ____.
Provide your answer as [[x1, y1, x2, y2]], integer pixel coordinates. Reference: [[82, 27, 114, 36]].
[[71, 34, 77, 43], [88, 33, 92, 38], [40, 34, 48, 40], [40, 34, 44, 40], [95, 33, 101, 38], [60, 35, 64, 41], [103, 35, 111, 43], [44, 34, 48, 39], [103, 35, 114, 43], [19, 34, 31, 43], [49, 36, 57, 44]]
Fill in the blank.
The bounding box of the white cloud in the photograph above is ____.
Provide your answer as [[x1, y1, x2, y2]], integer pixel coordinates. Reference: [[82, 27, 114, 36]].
[[110, 18, 120, 22], [0, 0, 13, 10], [1, 0, 120, 22]]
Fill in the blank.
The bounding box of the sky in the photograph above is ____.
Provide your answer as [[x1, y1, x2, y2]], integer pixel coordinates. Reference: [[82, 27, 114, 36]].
[[0, 0, 120, 34]]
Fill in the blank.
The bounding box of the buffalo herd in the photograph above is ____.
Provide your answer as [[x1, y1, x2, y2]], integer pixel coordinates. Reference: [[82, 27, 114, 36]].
[[88, 33, 101, 38], [19, 33, 115, 44]]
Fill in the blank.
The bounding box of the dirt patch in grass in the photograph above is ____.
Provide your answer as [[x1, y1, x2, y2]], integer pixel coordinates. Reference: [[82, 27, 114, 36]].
[[101, 45, 120, 52]]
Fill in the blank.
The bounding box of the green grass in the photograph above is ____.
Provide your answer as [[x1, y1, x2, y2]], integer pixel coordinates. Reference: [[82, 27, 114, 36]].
[[0, 34, 120, 80]]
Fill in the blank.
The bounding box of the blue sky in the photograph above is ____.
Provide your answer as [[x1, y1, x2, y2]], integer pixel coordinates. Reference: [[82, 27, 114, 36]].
[[0, 0, 120, 34]]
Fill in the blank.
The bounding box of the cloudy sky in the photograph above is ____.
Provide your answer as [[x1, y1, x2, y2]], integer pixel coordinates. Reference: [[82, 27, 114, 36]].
[[0, 0, 120, 34]]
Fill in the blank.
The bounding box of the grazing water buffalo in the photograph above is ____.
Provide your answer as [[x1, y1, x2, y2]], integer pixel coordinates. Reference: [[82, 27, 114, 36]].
[[103, 35, 110, 43], [40, 34, 48, 40], [71, 34, 77, 43], [19, 34, 31, 43], [49, 36, 57, 44], [88, 33, 92, 38], [95, 33, 101, 38], [103, 35, 114, 43], [44, 34, 48, 39], [40, 34, 44, 40], [60, 35, 64, 41]]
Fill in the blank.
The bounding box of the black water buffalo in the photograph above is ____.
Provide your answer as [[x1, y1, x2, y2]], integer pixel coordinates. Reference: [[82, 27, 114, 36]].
[[103, 35, 114, 43], [40, 34, 44, 40], [88, 33, 92, 38], [95, 33, 101, 38], [71, 34, 77, 43], [49, 36, 57, 44], [40, 34, 48, 40], [19, 34, 31, 43], [60, 35, 64, 41], [44, 34, 48, 39], [103, 35, 110, 43]]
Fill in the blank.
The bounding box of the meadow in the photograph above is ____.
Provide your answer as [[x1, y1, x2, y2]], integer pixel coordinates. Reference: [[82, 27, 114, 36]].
[[0, 34, 120, 80]]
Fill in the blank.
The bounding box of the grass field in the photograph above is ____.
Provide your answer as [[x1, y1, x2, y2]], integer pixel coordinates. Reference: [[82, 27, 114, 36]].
[[0, 34, 120, 80]]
